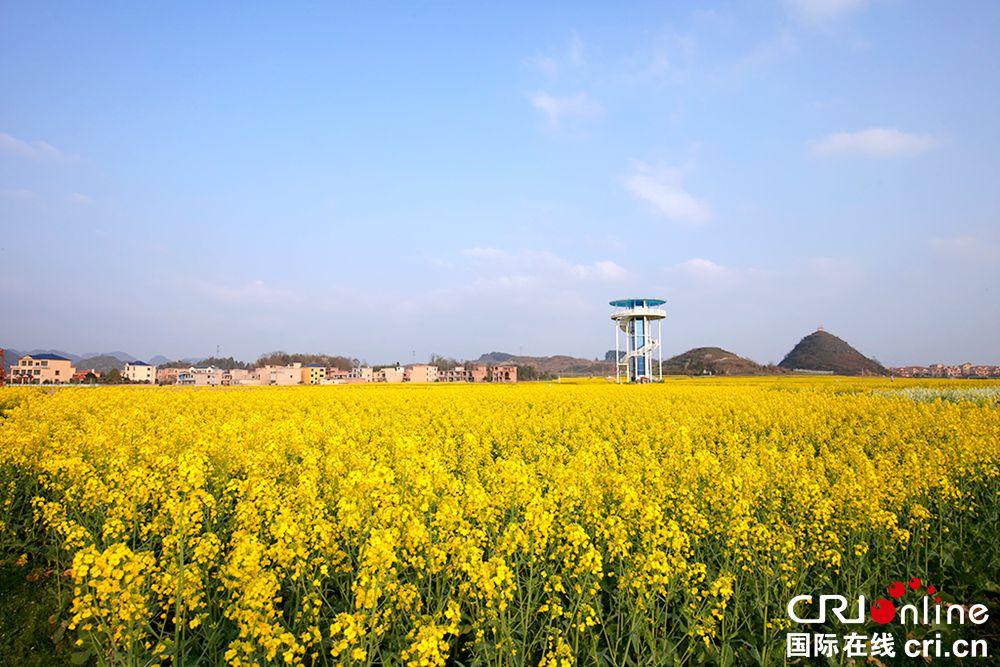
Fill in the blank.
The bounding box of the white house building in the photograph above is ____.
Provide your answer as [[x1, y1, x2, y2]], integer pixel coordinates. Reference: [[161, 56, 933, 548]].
[[122, 361, 156, 383]]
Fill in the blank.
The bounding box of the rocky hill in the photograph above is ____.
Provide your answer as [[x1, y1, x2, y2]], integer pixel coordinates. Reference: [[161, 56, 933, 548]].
[[478, 348, 777, 378], [663, 347, 776, 376], [779, 330, 887, 376]]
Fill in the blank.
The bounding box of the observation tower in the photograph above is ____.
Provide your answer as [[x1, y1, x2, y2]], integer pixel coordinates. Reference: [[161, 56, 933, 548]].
[[610, 298, 666, 383]]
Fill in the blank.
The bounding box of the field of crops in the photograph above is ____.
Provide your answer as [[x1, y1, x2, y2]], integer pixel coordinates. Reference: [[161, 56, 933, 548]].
[[1, 379, 998, 666]]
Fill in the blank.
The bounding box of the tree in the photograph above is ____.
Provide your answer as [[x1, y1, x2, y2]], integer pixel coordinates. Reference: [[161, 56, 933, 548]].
[[194, 356, 250, 371], [516, 365, 553, 381], [429, 354, 460, 370], [100, 369, 122, 385], [255, 352, 355, 371]]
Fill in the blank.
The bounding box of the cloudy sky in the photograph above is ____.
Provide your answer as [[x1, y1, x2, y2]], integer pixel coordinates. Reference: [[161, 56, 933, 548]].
[[2, 1, 998, 365]]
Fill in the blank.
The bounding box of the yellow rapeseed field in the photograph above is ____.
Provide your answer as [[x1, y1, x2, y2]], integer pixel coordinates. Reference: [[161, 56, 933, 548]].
[[1, 379, 998, 665]]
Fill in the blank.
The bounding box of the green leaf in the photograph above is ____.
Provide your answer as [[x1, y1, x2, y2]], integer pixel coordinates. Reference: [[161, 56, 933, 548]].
[[70, 649, 91, 665]]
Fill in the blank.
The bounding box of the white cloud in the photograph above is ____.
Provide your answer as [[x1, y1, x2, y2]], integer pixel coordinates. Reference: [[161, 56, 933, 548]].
[[786, 0, 867, 23], [724, 31, 798, 79], [810, 128, 936, 157], [929, 235, 1000, 262], [586, 260, 627, 281], [460, 247, 510, 261], [70, 193, 95, 205], [623, 163, 711, 224], [0, 188, 38, 200], [0, 132, 70, 161], [801, 256, 864, 288], [622, 30, 699, 84], [669, 258, 751, 290], [674, 258, 732, 278], [528, 56, 560, 76], [529, 91, 604, 126], [193, 279, 303, 306], [526, 29, 585, 75], [459, 247, 626, 288], [671, 258, 785, 283]]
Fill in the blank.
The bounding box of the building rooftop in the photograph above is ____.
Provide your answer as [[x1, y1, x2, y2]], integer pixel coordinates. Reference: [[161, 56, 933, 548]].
[[127, 361, 151, 366], [609, 298, 666, 308], [25, 353, 71, 361]]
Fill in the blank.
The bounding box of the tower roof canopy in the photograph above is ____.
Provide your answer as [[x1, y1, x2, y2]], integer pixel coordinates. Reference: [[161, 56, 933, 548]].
[[609, 298, 665, 308]]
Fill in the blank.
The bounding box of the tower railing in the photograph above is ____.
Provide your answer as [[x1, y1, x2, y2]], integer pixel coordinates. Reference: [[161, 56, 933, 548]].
[[611, 306, 666, 320]]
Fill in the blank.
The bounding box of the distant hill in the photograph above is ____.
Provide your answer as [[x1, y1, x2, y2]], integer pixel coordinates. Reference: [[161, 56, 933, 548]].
[[76, 355, 127, 373], [477, 351, 516, 363], [1, 348, 22, 374], [474, 352, 611, 377], [81, 350, 137, 363], [663, 347, 776, 376], [149, 355, 172, 366], [779, 330, 887, 376], [478, 349, 781, 377], [27, 349, 80, 362]]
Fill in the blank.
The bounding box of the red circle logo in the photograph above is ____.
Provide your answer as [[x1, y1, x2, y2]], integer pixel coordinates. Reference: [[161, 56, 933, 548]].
[[871, 598, 896, 625]]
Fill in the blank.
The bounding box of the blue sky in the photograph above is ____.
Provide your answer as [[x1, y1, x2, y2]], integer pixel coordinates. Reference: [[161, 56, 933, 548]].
[[2, 1, 998, 365]]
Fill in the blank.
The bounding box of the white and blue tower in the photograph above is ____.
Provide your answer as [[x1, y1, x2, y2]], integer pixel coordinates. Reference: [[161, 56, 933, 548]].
[[610, 298, 666, 383]]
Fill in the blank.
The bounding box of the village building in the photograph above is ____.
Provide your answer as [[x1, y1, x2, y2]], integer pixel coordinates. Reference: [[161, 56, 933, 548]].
[[302, 365, 327, 385], [177, 365, 224, 386], [374, 365, 405, 383], [256, 365, 300, 386], [123, 361, 156, 383], [404, 364, 438, 383], [156, 368, 182, 385], [9, 353, 76, 384]]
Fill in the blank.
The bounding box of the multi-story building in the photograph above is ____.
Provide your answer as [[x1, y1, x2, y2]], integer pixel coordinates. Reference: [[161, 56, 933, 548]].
[[374, 365, 404, 383], [891, 366, 927, 378], [892, 363, 1000, 378], [438, 366, 468, 382], [302, 365, 326, 385], [404, 364, 438, 383], [437, 364, 517, 383], [178, 365, 224, 386], [9, 353, 76, 384], [123, 361, 156, 383], [327, 369, 350, 383], [223, 369, 257, 386], [348, 367, 373, 383], [156, 368, 182, 385], [256, 365, 300, 385], [487, 365, 518, 383]]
